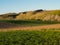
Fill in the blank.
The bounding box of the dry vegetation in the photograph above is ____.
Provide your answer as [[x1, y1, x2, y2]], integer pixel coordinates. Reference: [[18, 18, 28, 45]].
[[16, 10, 60, 21], [0, 9, 60, 21]]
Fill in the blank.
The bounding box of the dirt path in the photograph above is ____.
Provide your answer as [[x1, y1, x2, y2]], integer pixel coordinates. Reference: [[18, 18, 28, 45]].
[[0, 24, 60, 31]]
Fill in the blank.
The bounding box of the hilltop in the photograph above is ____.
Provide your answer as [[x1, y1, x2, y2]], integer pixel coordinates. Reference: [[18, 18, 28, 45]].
[[0, 9, 60, 21]]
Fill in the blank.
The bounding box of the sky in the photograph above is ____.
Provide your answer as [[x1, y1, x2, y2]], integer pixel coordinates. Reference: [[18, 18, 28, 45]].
[[0, 0, 60, 14]]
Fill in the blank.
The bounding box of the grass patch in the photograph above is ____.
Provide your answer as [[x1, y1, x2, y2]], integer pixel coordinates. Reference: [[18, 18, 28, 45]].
[[0, 20, 60, 26], [0, 30, 60, 45]]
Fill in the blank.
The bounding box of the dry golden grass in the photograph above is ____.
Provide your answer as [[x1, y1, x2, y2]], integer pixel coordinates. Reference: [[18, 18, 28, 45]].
[[16, 10, 60, 21], [0, 10, 60, 21]]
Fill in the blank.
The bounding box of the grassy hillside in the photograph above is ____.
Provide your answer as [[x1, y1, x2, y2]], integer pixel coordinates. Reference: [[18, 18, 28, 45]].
[[0, 9, 60, 22], [0, 13, 18, 20], [16, 10, 60, 21]]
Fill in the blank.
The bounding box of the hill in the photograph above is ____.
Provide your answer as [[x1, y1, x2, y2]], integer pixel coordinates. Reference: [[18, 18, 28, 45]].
[[0, 13, 18, 20], [0, 9, 60, 21]]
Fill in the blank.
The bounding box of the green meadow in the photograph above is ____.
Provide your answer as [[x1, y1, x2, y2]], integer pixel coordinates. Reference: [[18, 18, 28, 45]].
[[0, 30, 60, 45]]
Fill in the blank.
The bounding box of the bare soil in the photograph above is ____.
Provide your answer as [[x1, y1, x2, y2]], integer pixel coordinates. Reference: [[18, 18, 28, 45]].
[[0, 22, 60, 31], [0, 22, 18, 28]]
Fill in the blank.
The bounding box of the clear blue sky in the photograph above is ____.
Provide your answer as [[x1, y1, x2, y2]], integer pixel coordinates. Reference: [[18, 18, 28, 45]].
[[0, 0, 60, 14]]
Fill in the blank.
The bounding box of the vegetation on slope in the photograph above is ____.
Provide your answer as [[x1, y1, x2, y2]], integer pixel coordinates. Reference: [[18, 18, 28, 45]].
[[0, 13, 18, 20], [0, 9, 60, 21], [16, 10, 60, 21]]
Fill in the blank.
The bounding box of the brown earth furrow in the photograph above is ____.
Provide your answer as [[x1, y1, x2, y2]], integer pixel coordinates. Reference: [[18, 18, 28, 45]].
[[0, 24, 60, 31]]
